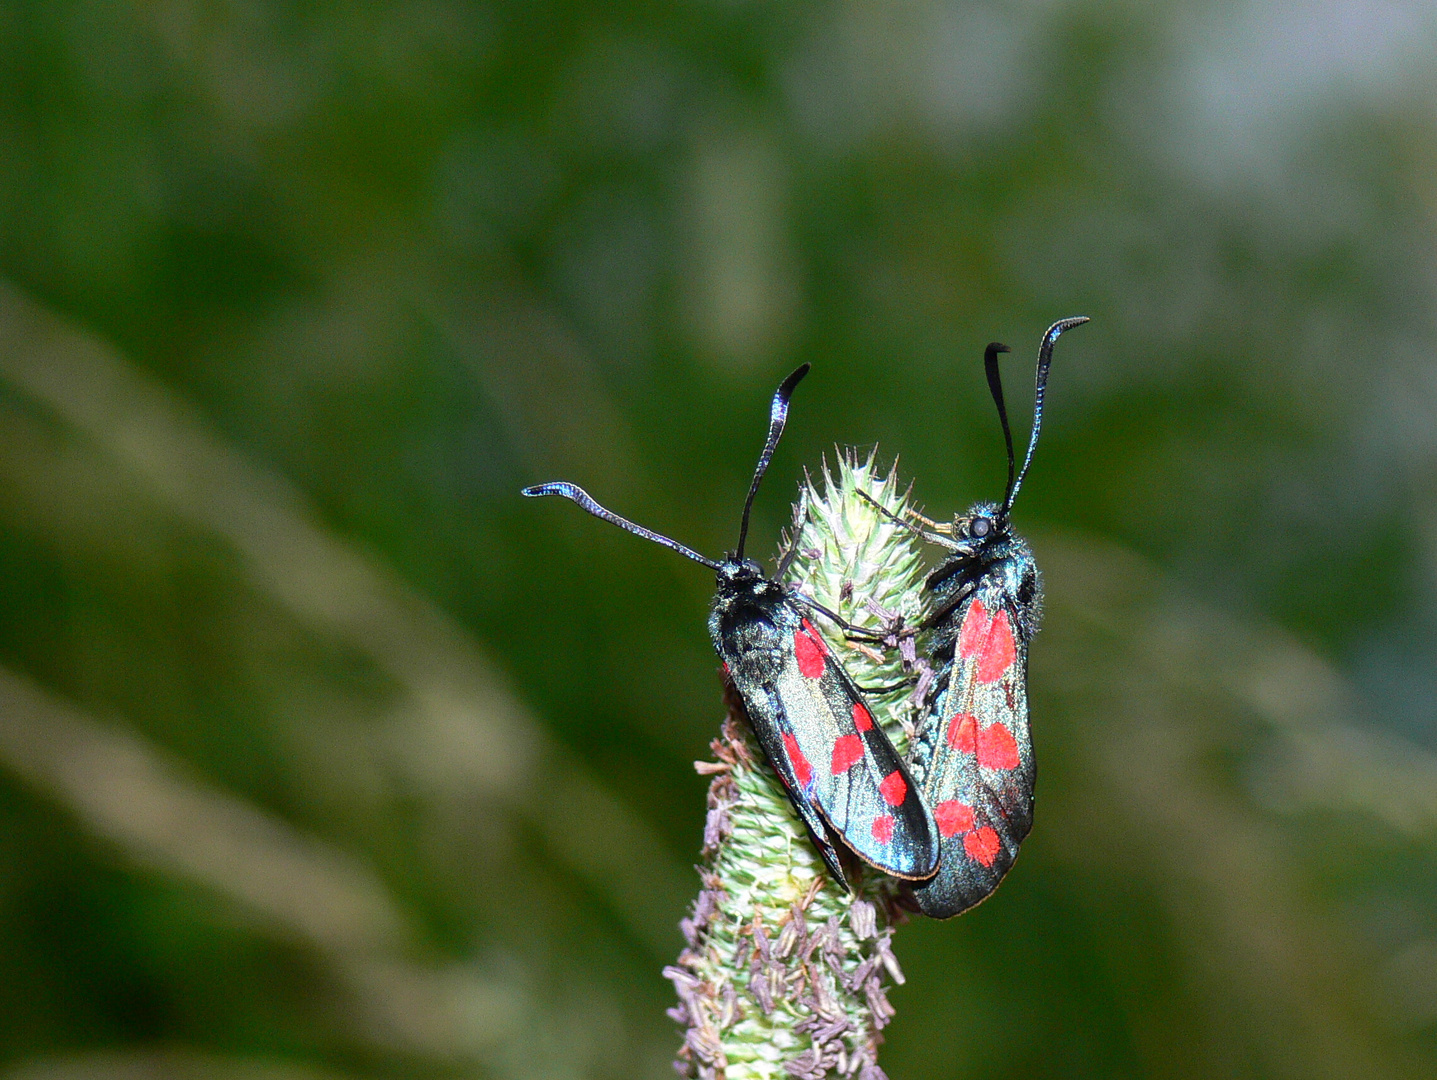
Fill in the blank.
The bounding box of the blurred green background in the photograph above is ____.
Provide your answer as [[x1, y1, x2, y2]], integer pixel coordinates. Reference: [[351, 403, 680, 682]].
[[0, 2, 1435, 1078]]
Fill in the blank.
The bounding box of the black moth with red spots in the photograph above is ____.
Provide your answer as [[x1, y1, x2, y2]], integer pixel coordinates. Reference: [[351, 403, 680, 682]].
[[523, 366, 939, 890], [905, 317, 1087, 918]]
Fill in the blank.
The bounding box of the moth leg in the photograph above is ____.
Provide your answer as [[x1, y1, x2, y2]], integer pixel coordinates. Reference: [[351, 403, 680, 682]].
[[908, 510, 953, 533], [856, 489, 952, 543], [787, 591, 885, 640], [922, 580, 978, 631]]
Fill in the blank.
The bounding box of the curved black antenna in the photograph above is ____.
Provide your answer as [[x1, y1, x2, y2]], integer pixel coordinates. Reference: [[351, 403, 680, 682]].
[[1003, 316, 1089, 516], [982, 342, 1015, 507], [735, 363, 810, 559], [522, 481, 722, 571]]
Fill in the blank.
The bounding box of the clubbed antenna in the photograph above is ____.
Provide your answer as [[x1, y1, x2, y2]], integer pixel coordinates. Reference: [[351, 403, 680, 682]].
[[521, 481, 722, 571], [1003, 316, 1088, 516], [983, 342, 1014, 507], [735, 364, 810, 559]]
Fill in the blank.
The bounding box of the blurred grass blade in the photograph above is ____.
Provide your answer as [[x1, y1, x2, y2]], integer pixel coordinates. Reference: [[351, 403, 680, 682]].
[[2, 1047, 357, 1080], [0, 279, 690, 958], [0, 666, 522, 1058], [1040, 531, 1434, 1080], [0, 280, 533, 799]]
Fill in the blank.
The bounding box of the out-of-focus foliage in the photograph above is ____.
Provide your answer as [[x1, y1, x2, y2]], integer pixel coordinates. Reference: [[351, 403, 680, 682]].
[[0, 2, 1434, 1078]]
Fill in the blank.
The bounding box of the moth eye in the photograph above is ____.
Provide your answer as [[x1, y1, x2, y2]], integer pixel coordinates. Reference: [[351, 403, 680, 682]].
[[971, 517, 991, 538]]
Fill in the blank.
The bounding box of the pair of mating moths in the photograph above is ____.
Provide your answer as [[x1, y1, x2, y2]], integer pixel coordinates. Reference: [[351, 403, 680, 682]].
[[524, 317, 1086, 918]]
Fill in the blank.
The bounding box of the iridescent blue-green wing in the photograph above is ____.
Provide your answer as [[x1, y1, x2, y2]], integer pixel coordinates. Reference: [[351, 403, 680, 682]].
[[910, 593, 1034, 918]]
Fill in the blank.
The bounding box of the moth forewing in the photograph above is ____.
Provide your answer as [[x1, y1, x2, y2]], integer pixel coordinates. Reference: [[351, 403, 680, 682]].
[[760, 612, 938, 883], [911, 587, 1036, 917]]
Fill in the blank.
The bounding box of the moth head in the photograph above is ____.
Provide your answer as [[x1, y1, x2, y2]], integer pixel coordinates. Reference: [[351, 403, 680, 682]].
[[716, 556, 766, 588], [952, 500, 1005, 551]]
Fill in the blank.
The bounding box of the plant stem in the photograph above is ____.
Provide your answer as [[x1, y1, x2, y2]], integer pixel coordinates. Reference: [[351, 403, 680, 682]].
[[667, 451, 930, 1080]]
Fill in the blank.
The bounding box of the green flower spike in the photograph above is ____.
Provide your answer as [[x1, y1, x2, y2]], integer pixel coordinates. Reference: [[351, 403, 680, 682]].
[[667, 450, 931, 1080]]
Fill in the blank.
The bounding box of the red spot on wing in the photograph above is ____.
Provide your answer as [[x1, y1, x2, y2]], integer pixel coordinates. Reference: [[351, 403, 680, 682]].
[[947, 713, 978, 753], [783, 733, 813, 788], [976, 609, 1016, 683], [795, 619, 827, 679], [976, 723, 1020, 770], [934, 800, 975, 837], [871, 815, 895, 844], [852, 701, 874, 731], [957, 598, 990, 658], [802, 618, 828, 652], [830, 734, 864, 774], [878, 770, 907, 807], [963, 827, 1001, 866], [949, 714, 1020, 770]]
